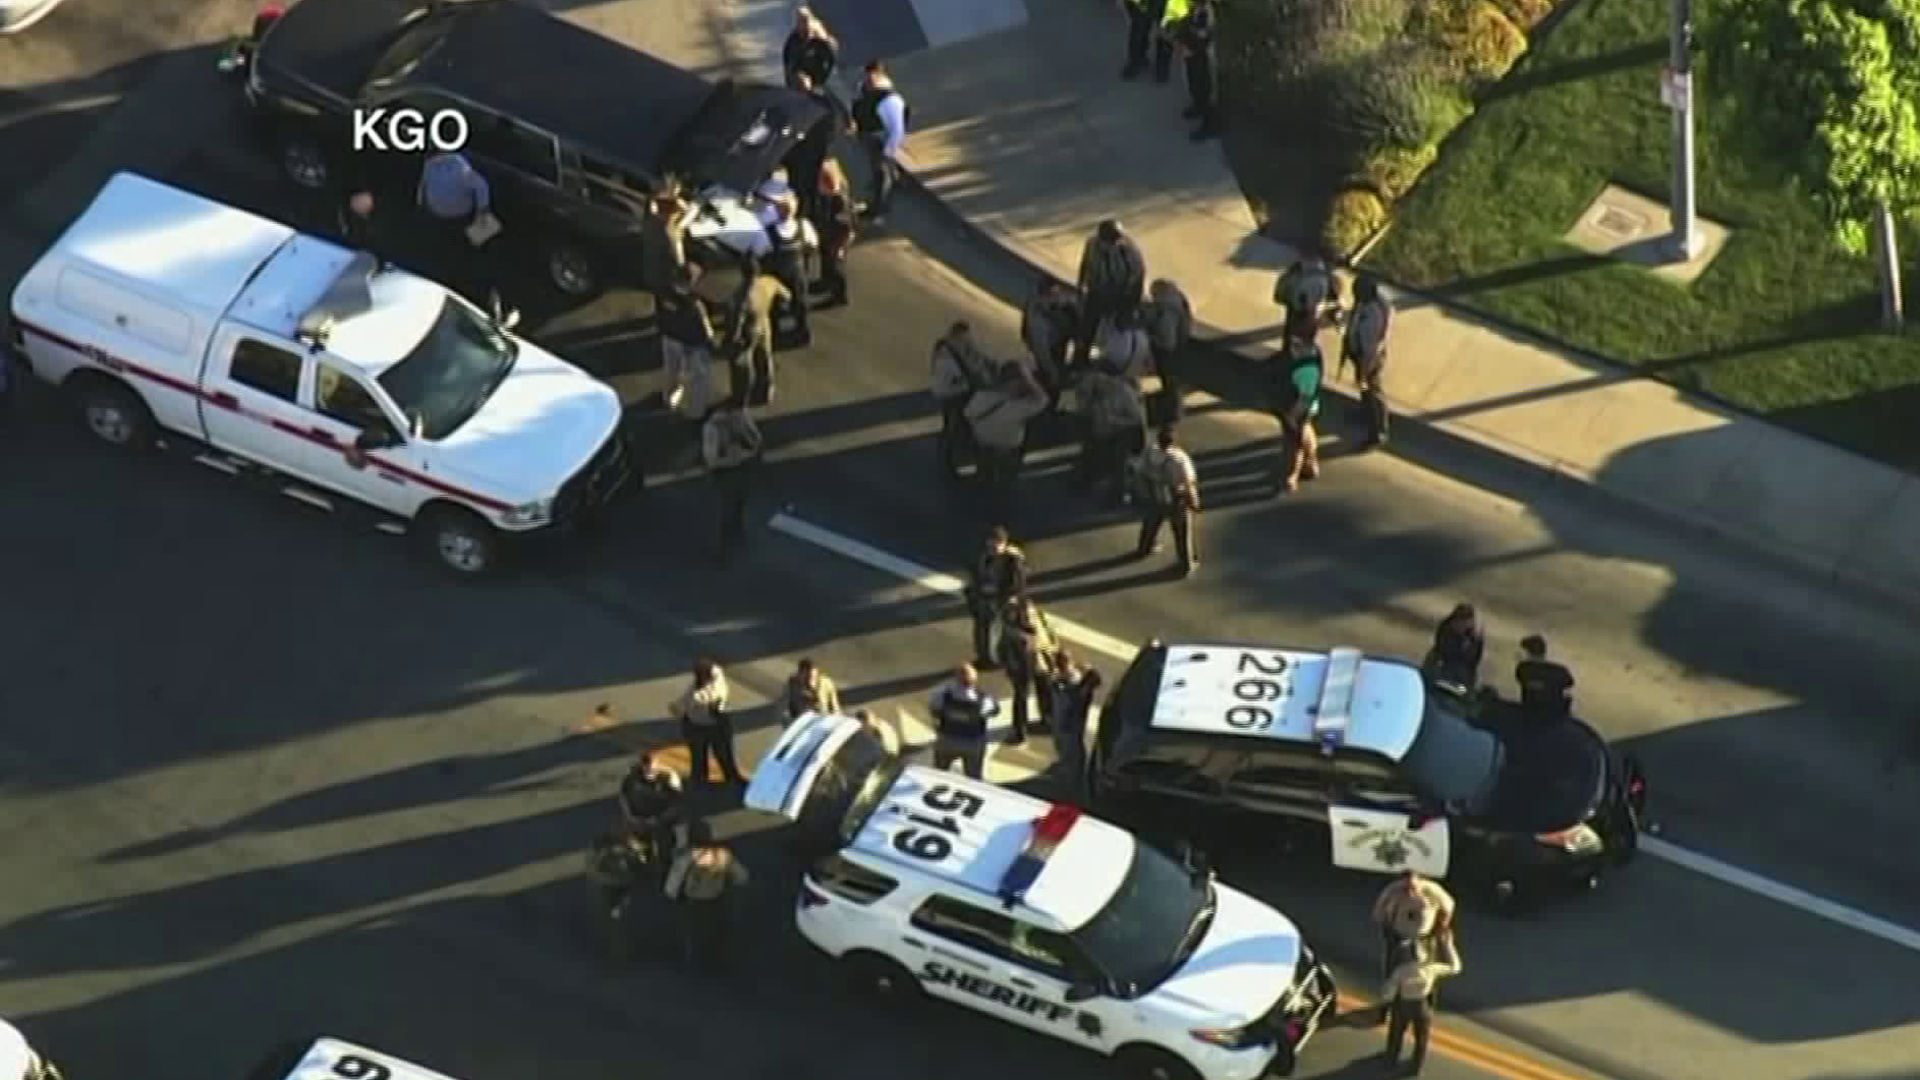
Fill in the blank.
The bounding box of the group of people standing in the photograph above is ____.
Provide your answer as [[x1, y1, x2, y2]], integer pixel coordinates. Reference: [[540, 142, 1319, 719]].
[[1269, 254, 1396, 492], [1120, 0, 1223, 142]]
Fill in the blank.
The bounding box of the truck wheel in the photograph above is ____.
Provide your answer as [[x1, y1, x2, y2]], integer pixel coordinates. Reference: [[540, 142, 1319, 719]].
[[73, 380, 152, 450], [839, 951, 921, 1005], [279, 134, 329, 190], [1113, 1044, 1202, 1080], [548, 243, 599, 296], [420, 506, 500, 577]]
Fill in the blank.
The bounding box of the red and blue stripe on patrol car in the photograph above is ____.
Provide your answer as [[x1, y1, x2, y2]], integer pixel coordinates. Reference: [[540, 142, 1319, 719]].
[[997, 803, 1082, 907]]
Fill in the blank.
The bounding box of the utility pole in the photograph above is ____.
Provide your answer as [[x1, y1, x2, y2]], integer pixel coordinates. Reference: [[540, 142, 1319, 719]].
[[1665, 0, 1700, 261]]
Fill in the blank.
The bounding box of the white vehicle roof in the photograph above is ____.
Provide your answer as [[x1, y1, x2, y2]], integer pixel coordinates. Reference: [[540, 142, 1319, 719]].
[[281, 1038, 459, 1080], [231, 247, 449, 378], [56, 172, 296, 321], [749, 713, 1133, 931], [856, 766, 1134, 931], [1152, 643, 1425, 762]]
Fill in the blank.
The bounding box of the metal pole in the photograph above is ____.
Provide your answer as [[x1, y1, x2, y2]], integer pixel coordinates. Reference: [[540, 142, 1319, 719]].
[[1666, 0, 1700, 261], [1876, 202, 1905, 330]]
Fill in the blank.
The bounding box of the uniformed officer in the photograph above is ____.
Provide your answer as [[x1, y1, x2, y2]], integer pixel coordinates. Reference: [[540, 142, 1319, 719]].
[[1173, 0, 1220, 141], [764, 197, 813, 347], [966, 527, 1029, 668], [1135, 423, 1200, 575], [1121, 0, 1189, 83], [1274, 256, 1338, 343], [931, 321, 993, 483], [1515, 634, 1575, 719], [617, 746, 686, 859], [1076, 219, 1148, 362], [1144, 278, 1193, 409], [783, 657, 843, 720], [663, 819, 751, 970], [928, 664, 1003, 779], [1343, 274, 1393, 447], [1424, 604, 1485, 691], [701, 401, 763, 563], [1048, 651, 1104, 798], [997, 597, 1060, 744], [1381, 930, 1461, 1073]]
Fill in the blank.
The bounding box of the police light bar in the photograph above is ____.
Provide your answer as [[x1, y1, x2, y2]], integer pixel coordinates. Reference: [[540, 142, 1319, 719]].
[[1312, 647, 1363, 755], [998, 804, 1082, 907]]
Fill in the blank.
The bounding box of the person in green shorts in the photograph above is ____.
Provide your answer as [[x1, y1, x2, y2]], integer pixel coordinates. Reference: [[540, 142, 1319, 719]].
[[1272, 333, 1324, 493]]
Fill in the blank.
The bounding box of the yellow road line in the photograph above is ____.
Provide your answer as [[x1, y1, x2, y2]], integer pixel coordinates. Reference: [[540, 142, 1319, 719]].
[[1336, 991, 1586, 1080]]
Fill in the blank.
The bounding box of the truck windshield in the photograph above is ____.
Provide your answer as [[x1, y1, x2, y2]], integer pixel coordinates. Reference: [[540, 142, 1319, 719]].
[[1070, 841, 1211, 993], [361, 8, 460, 94], [1401, 695, 1504, 812], [377, 298, 517, 440]]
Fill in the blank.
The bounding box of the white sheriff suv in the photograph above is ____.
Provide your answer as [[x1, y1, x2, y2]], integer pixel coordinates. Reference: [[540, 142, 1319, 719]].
[[746, 712, 1339, 1080], [7, 172, 635, 577]]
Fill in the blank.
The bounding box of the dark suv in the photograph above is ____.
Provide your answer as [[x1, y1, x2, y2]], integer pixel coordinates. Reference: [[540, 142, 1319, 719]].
[[238, 0, 826, 296], [1089, 641, 1651, 912]]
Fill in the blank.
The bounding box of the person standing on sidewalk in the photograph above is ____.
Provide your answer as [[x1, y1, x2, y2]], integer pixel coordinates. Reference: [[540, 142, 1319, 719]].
[[669, 658, 744, 789], [811, 161, 857, 308], [1379, 930, 1462, 1076], [1173, 0, 1220, 140], [852, 61, 909, 222], [783, 657, 843, 720], [1076, 219, 1147, 362], [928, 663, 1002, 779], [1120, 0, 1185, 83], [663, 818, 751, 971], [967, 527, 1029, 669], [1145, 278, 1193, 413], [1274, 256, 1337, 343], [1049, 651, 1104, 798], [1342, 275, 1393, 448], [417, 150, 513, 321], [783, 6, 839, 90], [997, 597, 1060, 745], [931, 321, 992, 484], [1272, 334, 1324, 494], [1135, 423, 1200, 575], [701, 400, 763, 564]]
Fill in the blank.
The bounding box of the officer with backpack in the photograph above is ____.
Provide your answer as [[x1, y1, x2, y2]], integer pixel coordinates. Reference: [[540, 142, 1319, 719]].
[[663, 818, 751, 970], [1274, 256, 1339, 342]]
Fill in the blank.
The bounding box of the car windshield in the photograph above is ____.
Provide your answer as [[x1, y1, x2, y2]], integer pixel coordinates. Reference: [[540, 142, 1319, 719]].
[[376, 298, 517, 440], [361, 8, 459, 93], [1071, 840, 1211, 992], [1401, 694, 1504, 811]]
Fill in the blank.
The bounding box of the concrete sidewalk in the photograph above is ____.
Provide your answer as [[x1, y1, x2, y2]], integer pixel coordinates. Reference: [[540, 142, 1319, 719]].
[[886, 0, 1920, 606]]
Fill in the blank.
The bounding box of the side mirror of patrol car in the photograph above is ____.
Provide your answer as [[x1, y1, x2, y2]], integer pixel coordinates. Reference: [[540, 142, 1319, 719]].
[[356, 426, 400, 451], [1064, 982, 1103, 1003]]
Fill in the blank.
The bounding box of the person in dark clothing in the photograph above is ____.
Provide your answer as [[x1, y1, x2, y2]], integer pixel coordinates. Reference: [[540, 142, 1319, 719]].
[[617, 748, 686, 861], [641, 191, 696, 295], [727, 255, 790, 405], [337, 190, 385, 254], [1342, 274, 1393, 447], [997, 597, 1059, 745], [966, 527, 1029, 669], [928, 664, 1002, 779], [783, 71, 848, 221], [1174, 0, 1220, 140], [701, 402, 763, 564], [852, 61, 909, 221], [1021, 278, 1079, 408], [764, 199, 812, 347], [1121, 0, 1178, 82], [664, 818, 750, 971], [782, 6, 838, 90], [810, 161, 857, 307], [930, 322, 991, 484], [1049, 651, 1103, 798], [1515, 635, 1575, 719], [1075, 219, 1148, 361], [1426, 604, 1486, 691]]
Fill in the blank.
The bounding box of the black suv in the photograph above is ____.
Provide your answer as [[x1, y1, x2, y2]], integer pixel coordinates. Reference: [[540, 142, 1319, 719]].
[[1089, 641, 1650, 912], [238, 0, 826, 295]]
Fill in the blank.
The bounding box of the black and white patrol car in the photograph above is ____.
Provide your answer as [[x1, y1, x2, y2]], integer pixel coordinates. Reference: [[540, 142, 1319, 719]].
[[746, 713, 1339, 1080], [1090, 642, 1649, 910], [245, 1037, 453, 1080]]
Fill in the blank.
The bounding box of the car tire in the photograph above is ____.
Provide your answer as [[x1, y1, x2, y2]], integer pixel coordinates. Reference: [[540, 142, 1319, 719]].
[[419, 505, 501, 577], [839, 950, 921, 1005], [71, 378, 153, 451], [278, 133, 330, 190], [547, 243, 600, 296], [1113, 1043, 1202, 1080]]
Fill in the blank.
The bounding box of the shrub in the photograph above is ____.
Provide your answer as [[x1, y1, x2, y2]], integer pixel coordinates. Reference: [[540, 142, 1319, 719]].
[[1432, 0, 1529, 82], [1319, 44, 1473, 152], [1353, 143, 1441, 200], [1488, 0, 1557, 30], [1323, 189, 1389, 257]]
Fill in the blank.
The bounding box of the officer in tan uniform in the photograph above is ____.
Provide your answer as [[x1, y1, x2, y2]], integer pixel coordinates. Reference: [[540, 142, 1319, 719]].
[[966, 527, 1029, 668], [664, 818, 751, 970]]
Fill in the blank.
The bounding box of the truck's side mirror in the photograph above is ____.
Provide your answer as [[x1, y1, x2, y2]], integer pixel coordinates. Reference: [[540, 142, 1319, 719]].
[[356, 425, 400, 451], [1063, 982, 1103, 1003]]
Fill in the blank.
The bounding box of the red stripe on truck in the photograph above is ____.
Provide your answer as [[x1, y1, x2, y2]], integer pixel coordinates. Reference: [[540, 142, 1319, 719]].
[[14, 318, 513, 512]]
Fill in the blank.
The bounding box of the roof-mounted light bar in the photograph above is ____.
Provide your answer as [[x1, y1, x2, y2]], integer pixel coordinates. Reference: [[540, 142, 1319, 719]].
[[1313, 647, 1363, 755], [997, 803, 1082, 907]]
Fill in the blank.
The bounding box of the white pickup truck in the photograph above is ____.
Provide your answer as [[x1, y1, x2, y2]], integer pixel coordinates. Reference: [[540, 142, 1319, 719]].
[[6, 171, 635, 576]]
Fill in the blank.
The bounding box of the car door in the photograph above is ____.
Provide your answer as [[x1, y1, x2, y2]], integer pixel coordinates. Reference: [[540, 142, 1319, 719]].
[[1327, 754, 1450, 877], [461, 107, 568, 232], [198, 329, 330, 485], [302, 358, 422, 517], [907, 895, 1108, 1050]]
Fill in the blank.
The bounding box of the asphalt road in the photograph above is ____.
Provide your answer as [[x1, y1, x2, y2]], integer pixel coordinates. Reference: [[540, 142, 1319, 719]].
[[3, 5, 1920, 1080]]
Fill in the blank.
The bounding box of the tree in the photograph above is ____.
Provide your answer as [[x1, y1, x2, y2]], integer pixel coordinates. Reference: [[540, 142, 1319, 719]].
[[1708, 0, 1920, 327]]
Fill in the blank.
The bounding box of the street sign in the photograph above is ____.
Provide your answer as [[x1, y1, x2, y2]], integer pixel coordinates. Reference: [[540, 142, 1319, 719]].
[[1660, 66, 1691, 110]]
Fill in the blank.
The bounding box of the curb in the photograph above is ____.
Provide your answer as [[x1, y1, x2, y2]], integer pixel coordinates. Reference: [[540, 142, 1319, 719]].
[[890, 163, 1920, 621]]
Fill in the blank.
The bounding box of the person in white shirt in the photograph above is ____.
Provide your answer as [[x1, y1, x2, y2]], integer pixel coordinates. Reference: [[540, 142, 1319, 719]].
[[701, 401, 763, 563], [1135, 423, 1200, 575], [669, 658, 742, 788], [966, 361, 1049, 513], [852, 60, 909, 220]]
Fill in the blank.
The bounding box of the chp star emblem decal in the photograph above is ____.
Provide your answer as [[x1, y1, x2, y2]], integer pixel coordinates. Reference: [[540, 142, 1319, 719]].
[[1372, 836, 1411, 868]]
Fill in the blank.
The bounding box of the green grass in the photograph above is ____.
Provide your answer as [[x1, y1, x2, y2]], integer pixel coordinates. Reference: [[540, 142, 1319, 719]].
[[1365, 0, 1920, 472]]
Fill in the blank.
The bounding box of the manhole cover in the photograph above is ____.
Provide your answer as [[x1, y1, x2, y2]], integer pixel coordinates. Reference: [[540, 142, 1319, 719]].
[[1592, 205, 1647, 239]]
